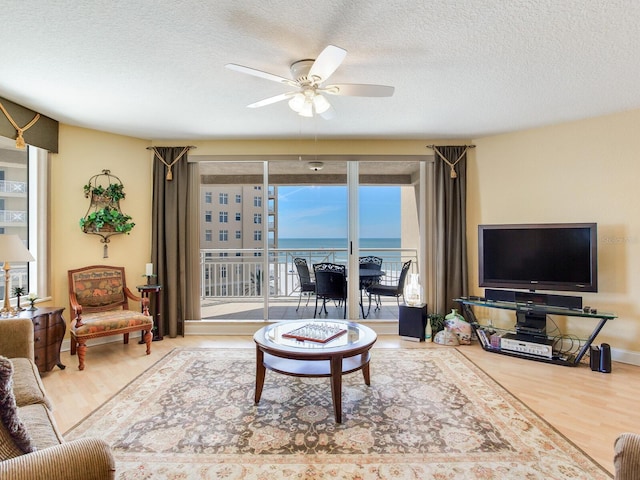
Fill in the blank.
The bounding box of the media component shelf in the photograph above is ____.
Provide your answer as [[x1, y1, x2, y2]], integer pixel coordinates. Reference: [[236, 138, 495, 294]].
[[454, 297, 616, 366]]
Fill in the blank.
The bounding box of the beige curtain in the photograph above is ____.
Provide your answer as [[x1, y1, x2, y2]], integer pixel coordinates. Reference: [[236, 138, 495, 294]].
[[433, 146, 469, 314], [151, 147, 200, 337]]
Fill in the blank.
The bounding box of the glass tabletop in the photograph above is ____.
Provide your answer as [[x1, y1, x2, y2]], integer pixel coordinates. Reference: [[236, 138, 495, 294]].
[[260, 320, 372, 351]]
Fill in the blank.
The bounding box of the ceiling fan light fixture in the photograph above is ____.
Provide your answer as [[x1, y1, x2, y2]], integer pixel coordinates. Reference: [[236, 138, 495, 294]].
[[308, 161, 324, 171], [288, 93, 305, 112], [298, 101, 314, 117], [313, 94, 330, 114]]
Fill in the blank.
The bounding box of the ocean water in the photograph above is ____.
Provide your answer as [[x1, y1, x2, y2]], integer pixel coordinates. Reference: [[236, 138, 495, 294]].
[[278, 238, 400, 249], [277, 237, 402, 263]]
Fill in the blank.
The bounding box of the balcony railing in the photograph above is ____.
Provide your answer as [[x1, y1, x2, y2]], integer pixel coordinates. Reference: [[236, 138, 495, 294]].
[[0, 180, 27, 194], [0, 210, 27, 224], [200, 247, 418, 300]]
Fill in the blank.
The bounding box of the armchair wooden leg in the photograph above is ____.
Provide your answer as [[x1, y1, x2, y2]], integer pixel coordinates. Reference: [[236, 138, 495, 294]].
[[77, 340, 87, 370], [144, 330, 152, 355]]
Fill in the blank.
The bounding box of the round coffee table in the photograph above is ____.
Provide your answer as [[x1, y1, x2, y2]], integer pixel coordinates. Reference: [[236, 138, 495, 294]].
[[253, 320, 377, 423]]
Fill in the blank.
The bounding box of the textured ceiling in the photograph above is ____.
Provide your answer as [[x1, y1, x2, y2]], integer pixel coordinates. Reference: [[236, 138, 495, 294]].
[[1, 0, 639, 141]]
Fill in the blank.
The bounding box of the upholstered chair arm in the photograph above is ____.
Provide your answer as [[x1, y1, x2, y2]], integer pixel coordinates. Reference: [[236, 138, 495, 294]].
[[0, 437, 116, 480], [614, 432, 640, 480], [123, 286, 141, 302], [0, 318, 34, 360], [123, 286, 150, 313], [68, 292, 83, 317]]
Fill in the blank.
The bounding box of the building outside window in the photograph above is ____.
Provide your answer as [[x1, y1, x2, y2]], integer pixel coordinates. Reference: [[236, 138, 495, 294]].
[[219, 211, 228, 223], [205, 192, 212, 203], [219, 229, 228, 241], [205, 211, 212, 222], [205, 229, 212, 241], [219, 193, 228, 204], [235, 212, 241, 221], [235, 230, 241, 239], [254, 213, 262, 224], [254, 230, 262, 241], [254, 196, 262, 207], [0, 141, 47, 300], [235, 194, 241, 203]]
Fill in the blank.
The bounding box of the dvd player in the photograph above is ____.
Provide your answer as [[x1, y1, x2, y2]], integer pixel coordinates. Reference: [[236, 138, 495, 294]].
[[500, 333, 554, 358]]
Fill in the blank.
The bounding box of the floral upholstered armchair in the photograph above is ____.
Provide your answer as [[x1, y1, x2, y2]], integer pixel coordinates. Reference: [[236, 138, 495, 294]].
[[67, 265, 153, 370]]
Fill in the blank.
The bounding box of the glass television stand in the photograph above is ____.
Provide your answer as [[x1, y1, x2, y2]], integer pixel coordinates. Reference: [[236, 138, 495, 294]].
[[454, 297, 616, 367]]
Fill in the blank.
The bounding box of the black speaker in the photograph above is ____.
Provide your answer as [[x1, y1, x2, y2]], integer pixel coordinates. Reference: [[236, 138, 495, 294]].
[[599, 343, 612, 373], [589, 345, 601, 371], [399, 304, 428, 341]]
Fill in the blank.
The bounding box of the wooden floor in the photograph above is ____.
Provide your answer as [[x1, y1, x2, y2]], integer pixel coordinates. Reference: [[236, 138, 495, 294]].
[[41, 334, 640, 475]]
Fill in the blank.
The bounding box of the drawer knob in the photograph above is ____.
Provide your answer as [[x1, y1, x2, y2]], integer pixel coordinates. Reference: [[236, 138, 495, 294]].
[[33, 321, 40, 326]]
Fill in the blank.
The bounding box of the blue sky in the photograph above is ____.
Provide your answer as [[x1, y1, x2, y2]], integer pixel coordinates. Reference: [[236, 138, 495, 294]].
[[277, 186, 400, 238]]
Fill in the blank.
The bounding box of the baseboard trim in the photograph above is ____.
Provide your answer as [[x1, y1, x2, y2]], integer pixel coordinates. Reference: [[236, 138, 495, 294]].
[[611, 347, 640, 366], [59, 323, 640, 367], [184, 319, 400, 337]]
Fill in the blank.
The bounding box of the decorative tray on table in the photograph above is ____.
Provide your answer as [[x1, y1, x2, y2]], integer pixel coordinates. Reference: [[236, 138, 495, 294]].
[[282, 323, 347, 343]]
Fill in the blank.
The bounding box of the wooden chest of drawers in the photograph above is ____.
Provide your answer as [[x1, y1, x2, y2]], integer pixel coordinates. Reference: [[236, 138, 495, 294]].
[[15, 307, 66, 373]]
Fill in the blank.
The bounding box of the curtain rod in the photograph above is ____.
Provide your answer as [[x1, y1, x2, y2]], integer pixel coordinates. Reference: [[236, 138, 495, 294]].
[[426, 144, 475, 149], [146, 146, 197, 150]]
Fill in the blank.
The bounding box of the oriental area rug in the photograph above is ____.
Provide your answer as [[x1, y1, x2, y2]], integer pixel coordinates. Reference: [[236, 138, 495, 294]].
[[66, 348, 611, 479]]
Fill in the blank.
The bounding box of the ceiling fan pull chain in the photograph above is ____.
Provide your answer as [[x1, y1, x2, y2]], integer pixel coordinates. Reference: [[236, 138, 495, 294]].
[[0, 100, 40, 149]]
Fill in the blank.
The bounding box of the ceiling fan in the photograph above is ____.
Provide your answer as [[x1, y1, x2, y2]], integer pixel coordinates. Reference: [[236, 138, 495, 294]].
[[225, 45, 394, 119]]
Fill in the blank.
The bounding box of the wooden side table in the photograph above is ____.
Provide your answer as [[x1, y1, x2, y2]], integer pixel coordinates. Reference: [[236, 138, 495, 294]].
[[15, 307, 66, 373], [136, 284, 163, 341]]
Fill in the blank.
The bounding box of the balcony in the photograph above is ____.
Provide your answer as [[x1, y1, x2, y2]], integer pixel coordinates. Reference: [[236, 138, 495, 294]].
[[0, 180, 27, 195], [0, 210, 28, 227], [200, 246, 418, 321]]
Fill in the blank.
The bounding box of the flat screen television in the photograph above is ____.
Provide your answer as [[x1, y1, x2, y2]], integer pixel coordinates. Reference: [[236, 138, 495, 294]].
[[478, 223, 598, 293]]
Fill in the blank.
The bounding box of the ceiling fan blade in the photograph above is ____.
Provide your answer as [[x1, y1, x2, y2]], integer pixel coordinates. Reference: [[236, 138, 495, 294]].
[[322, 83, 395, 97], [308, 45, 347, 83], [247, 92, 294, 108], [225, 63, 298, 87]]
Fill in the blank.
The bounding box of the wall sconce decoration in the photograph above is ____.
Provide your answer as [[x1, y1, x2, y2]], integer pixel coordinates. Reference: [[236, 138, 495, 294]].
[[79, 170, 135, 258]]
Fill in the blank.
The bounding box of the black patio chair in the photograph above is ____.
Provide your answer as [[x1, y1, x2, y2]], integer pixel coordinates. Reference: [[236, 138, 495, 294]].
[[294, 258, 316, 311], [359, 256, 384, 317], [313, 263, 347, 319], [367, 259, 412, 310], [359, 255, 383, 271]]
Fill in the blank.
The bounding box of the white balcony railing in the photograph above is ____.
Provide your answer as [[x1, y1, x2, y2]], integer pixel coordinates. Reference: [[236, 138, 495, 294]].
[[0, 210, 27, 224], [0, 180, 27, 194], [200, 247, 418, 300]]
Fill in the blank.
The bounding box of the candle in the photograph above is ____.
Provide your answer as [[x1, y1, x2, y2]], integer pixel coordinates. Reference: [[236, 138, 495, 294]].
[[145, 263, 153, 276]]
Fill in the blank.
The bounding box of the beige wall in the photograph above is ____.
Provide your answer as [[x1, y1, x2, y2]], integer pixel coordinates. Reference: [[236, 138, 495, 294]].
[[43, 115, 640, 359], [470, 109, 640, 360], [48, 125, 153, 315]]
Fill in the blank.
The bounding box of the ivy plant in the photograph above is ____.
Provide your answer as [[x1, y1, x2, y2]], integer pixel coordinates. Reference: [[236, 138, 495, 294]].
[[80, 207, 135, 234]]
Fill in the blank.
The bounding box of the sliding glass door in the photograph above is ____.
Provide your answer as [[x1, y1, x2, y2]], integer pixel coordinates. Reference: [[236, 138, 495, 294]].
[[268, 159, 348, 319], [196, 156, 427, 322]]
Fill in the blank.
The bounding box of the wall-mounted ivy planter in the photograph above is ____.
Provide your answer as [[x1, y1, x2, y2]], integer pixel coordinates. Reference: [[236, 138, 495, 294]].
[[79, 170, 135, 257]]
